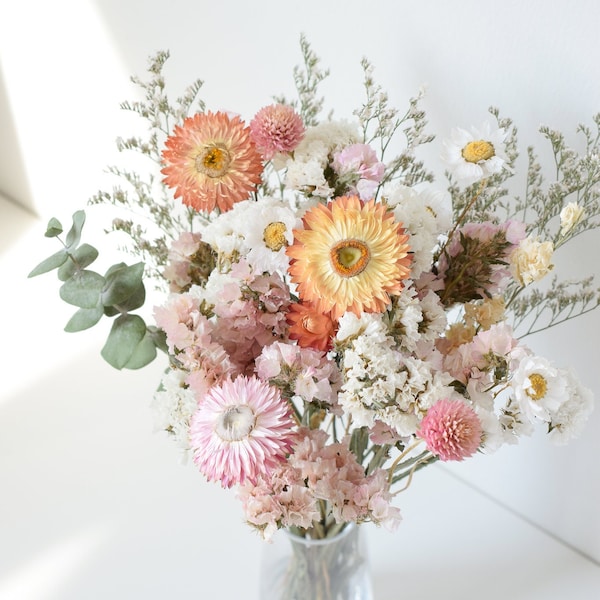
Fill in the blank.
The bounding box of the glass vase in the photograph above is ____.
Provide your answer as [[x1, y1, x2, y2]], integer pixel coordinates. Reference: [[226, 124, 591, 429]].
[[259, 523, 373, 600]]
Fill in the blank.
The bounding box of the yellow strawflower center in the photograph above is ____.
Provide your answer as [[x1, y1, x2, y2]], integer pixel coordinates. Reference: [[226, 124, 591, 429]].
[[216, 405, 255, 441], [263, 221, 288, 251], [330, 239, 371, 277], [196, 144, 232, 178], [526, 373, 548, 401], [461, 140, 495, 164]]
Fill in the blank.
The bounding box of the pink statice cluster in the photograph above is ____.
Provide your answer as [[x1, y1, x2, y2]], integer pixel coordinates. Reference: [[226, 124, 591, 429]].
[[208, 262, 292, 373], [238, 428, 401, 539]]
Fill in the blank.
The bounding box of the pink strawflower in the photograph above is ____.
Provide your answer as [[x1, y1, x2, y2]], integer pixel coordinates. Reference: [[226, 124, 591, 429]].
[[250, 103, 305, 160], [190, 375, 296, 488], [417, 399, 482, 461]]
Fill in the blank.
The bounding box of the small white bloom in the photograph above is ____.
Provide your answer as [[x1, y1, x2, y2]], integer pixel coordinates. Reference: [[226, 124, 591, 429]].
[[442, 122, 508, 186], [548, 368, 594, 445]]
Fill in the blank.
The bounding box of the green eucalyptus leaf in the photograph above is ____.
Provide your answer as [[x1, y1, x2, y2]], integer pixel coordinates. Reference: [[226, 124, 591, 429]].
[[148, 326, 167, 354], [101, 314, 147, 369], [57, 244, 99, 281], [103, 305, 119, 317], [59, 270, 105, 308], [123, 330, 158, 369], [64, 304, 104, 332], [28, 248, 68, 278], [65, 210, 86, 249], [45, 217, 63, 238], [101, 262, 145, 307]]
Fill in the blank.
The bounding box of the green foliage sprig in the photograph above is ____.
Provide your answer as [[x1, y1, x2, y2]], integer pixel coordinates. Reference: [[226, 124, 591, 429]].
[[28, 211, 166, 369]]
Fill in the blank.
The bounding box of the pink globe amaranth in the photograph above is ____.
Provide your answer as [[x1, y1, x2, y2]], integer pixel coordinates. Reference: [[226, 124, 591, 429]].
[[417, 399, 482, 461], [249, 103, 305, 160]]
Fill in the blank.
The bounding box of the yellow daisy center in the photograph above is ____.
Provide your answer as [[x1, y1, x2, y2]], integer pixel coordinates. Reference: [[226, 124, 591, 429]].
[[461, 140, 495, 164], [526, 373, 548, 401], [215, 405, 255, 441], [330, 239, 371, 277], [196, 144, 232, 178], [263, 221, 288, 251]]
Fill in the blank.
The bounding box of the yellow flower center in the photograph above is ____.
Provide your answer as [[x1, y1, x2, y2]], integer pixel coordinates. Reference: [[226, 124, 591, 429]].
[[330, 239, 371, 277], [263, 221, 288, 251], [215, 405, 255, 441], [196, 144, 232, 178], [526, 373, 548, 401], [461, 140, 495, 164]]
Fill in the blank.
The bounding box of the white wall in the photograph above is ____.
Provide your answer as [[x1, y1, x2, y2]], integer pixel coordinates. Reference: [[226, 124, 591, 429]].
[[1, 0, 599, 593]]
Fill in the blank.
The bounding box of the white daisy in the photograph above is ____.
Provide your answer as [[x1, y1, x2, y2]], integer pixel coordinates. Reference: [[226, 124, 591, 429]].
[[236, 197, 301, 273], [511, 355, 567, 423], [442, 122, 508, 186]]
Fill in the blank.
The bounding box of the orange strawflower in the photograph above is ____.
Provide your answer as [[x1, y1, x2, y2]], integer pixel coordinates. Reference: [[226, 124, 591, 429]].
[[287, 302, 336, 351], [286, 195, 412, 320], [161, 111, 263, 213]]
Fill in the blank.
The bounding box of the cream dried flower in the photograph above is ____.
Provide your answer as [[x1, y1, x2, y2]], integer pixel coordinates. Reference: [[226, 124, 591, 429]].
[[559, 202, 584, 236], [510, 236, 554, 286]]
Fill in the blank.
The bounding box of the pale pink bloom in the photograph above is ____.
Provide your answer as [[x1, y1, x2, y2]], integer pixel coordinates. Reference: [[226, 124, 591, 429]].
[[332, 143, 385, 200], [162, 231, 205, 292], [190, 375, 296, 488], [369, 420, 405, 445], [250, 103, 305, 160], [255, 342, 340, 405], [418, 399, 482, 461]]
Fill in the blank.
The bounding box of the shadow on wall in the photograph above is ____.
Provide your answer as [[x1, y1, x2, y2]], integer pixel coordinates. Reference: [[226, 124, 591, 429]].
[[0, 61, 35, 216]]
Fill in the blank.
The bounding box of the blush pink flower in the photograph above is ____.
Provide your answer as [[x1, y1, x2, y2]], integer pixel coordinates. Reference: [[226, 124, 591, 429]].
[[417, 399, 482, 461], [190, 375, 296, 488], [332, 143, 385, 200], [250, 103, 305, 160]]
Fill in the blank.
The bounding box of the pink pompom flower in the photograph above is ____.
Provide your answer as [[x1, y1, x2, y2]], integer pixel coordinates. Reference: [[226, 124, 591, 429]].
[[190, 375, 296, 488], [417, 399, 482, 461], [250, 103, 305, 159]]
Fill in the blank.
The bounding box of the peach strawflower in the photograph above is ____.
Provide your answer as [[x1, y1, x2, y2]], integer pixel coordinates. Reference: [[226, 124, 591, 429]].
[[287, 302, 336, 351], [250, 103, 305, 160], [286, 195, 411, 320], [417, 399, 482, 461], [161, 111, 263, 213], [190, 375, 296, 488]]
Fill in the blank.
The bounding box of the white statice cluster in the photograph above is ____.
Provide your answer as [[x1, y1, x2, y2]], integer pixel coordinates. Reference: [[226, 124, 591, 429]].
[[385, 184, 452, 278], [336, 312, 455, 436], [281, 120, 360, 198], [386, 284, 447, 353], [151, 368, 198, 456]]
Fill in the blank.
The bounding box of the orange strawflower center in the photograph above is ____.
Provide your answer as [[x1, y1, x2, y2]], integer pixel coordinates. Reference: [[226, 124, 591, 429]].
[[196, 144, 232, 178], [526, 373, 548, 401], [263, 222, 288, 251], [461, 140, 495, 163], [330, 239, 370, 277]]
